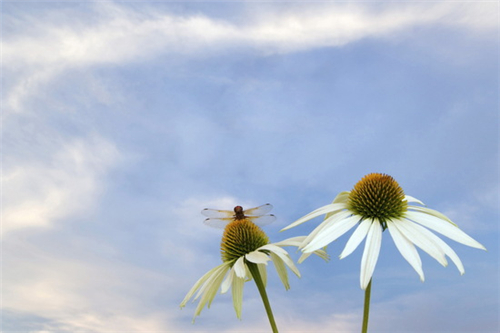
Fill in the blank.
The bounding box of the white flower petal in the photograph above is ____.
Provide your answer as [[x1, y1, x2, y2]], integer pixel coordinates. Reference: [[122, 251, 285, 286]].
[[259, 243, 288, 256], [360, 220, 382, 289], [272, 236, 329, 262], [393, 218, 448, 267], [441, 244, 465, 274], [180, 263, 226, 308], [405, 211, 486, 250], [312, 248, 330, 261], [281, 203, 347, 231], [270, 252, 291, 290], [297, 248, 330, 263], [268, 245, 301, 277], [273, 236, 306, 247], [194, 264, 230, 319], [221, 267, 234, 294], [408, 205, 455, 225], [234, 256, 247, 278], [297, 251, 313, 264], [300, 210, 352, 248], [193, 263, 230, 301], [408, 222, 465, 275], [245, 251, 270, 265], [257, 263, 267, 286], [324, 191, 350, 220], [339, 218, 370, 259], [404, 195, 425, 205], [387, 220, 424, 281], [303, 210, 356, 246], [232, 274, 245, 319], [332, 191, 351, 203], [303, 213, 359, 253]]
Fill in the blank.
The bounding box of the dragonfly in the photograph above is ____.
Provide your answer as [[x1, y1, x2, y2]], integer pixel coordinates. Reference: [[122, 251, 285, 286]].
[[201, 203, 276, 229]]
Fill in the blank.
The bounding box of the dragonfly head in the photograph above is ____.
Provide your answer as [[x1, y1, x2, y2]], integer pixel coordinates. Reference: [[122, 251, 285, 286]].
[[233, 206, 245, 220]]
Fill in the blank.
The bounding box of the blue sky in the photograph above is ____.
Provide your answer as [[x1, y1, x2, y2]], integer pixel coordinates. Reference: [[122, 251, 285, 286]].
[[2, 2, 498, 332]]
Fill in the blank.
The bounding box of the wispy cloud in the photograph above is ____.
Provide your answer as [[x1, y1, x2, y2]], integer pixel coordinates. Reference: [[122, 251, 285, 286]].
[[3, 2, 495, 114], [3, 135, 119, 235], [3, 238, 171, 331], [3, 3, 495, 67]]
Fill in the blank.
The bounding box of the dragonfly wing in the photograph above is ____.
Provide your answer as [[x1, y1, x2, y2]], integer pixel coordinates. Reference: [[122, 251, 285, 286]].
[[201, 208, 234, 218], [244, 203, 273, 216], [249, 214, 276, 227], [203, 217, 234, 229]]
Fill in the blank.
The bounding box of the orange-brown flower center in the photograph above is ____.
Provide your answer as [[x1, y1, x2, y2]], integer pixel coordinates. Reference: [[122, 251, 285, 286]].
[[220, 219, 269, 263], [347, 173, 407, 227]]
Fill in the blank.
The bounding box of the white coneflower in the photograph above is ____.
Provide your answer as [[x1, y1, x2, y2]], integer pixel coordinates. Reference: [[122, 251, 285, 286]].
[[282, 173, 486, 333], [180, 204, 327, 333]]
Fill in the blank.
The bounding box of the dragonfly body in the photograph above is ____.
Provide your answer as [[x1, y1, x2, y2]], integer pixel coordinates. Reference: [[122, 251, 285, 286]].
[[202, 203, 276, 229], [233, 206, 245, 220]]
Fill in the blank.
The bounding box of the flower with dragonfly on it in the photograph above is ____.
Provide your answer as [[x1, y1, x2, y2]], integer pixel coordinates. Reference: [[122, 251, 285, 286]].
[[180, 203, 328, 332]]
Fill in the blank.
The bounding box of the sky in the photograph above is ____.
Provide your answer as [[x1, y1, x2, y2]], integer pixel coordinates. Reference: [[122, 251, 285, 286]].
[[2, 1, 499, 332]]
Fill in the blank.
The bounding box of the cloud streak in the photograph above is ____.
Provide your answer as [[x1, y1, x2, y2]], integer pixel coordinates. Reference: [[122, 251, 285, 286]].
[[2, 237, 172, 331], [3, 3, 495, 115], [3, 3, 496, 68], [3, 135, 119, 235]]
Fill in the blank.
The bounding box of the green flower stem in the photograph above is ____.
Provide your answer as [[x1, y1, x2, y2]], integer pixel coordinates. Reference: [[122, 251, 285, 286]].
[[362, 278, 372, 333], [247, 262, 279, 333]]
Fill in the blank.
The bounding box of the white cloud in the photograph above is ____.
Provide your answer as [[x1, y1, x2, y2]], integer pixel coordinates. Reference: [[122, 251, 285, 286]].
[[2, 135, 120, 235], [3, 2, 496, 114], [3, 238, 173, 331], [3, 3, 496, 67]]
